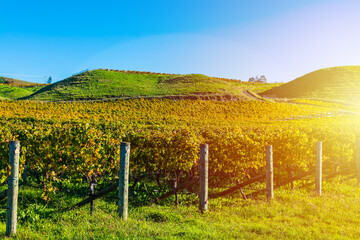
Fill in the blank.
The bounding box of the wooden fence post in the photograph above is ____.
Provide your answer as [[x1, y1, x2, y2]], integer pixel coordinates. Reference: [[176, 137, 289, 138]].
[[316, 141, 322, 196], [89, 176, 97, 215], [357, 140, 360, 183], [266, 145, 274, 200], [171, 178, 178, 207], [6, 141, 20, 237], [22, 164, 28, 185], [118, 142, 130, 220], [199, 144, 208, 213]]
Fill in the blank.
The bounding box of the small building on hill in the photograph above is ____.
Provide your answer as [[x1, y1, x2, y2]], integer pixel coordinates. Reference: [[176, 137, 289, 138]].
[[248, 75, 266, 83]]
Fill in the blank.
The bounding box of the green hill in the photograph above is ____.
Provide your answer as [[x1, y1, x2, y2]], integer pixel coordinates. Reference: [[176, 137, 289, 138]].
[[260, 66, 360, 103], [0, 76, 45, 99], [21, 70, 277, 101], [0, 85, 34, 99]]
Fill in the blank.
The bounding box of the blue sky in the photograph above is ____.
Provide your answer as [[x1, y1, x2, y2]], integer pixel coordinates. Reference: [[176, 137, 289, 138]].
[[1, 0, 359, 83]]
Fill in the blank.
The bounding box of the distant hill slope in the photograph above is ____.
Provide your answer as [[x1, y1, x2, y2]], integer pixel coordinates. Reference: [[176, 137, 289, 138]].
[[0, 76, 38, 85], [0, 76, 45, 99], [22, 70, 278, 101], [260, 66, 360, 102]]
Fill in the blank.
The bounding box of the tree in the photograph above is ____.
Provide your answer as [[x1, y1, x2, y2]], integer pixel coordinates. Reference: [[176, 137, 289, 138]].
[[259, 75, 267, 83], [47, 76, 52, 84]]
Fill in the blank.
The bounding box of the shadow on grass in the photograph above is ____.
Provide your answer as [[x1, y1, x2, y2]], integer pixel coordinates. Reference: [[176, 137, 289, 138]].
[[0, 176, 201, 228]]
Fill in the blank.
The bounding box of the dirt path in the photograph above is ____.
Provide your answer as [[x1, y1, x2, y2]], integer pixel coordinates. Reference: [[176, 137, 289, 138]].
[[242, 90, 267, 101]]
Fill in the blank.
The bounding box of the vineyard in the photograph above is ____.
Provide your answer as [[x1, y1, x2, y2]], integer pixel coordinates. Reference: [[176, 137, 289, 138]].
[[0, 99, 359, 198]]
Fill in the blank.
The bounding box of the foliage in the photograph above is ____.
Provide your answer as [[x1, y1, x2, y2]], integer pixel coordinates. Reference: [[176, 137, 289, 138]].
[[0, 99, 358, 199]]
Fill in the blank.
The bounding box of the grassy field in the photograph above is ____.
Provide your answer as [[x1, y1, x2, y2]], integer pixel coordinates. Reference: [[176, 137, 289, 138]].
[[0, 75, 47, 100], [0, 85, 43, 100], [21, 70, 280, 101], [261, 66, 360, 103], [1, 176, 360, 239]]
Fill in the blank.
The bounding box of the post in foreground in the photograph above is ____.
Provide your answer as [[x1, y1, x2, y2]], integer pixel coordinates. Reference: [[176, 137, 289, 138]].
[[316, 141, 322, 196], [6, 141, 20, 237], [199, 144, 209, 213], [118, 142, 130, 220], [266, 145, 274, 201]]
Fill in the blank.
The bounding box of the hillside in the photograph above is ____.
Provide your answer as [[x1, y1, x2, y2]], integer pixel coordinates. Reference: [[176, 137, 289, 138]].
[[0, 76, 37, 85], [21, 70, 278, 101], [0, 76, 45, 99], [260, 66, 360, 103]]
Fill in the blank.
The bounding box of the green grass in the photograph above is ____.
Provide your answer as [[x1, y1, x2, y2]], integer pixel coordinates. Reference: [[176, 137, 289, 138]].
[[0, 85, 43, 99], [0, 75, 45, 99], [22, 70, 280, 101], [245, 82, 283, 93], [261, 66, 360, 103], [1, 177, 360, 239]]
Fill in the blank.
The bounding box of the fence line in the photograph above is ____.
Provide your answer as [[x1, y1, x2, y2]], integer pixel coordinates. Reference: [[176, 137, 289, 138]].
[[2, 139, 359, 232], [71, 69, 90, 76]]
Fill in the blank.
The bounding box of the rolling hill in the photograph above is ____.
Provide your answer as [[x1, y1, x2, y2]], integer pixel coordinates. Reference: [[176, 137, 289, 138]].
[[260, 66, 360, 103], [0, 76, 45, 99], [0, 76, 38, 85], [21, 70, 278, 101]]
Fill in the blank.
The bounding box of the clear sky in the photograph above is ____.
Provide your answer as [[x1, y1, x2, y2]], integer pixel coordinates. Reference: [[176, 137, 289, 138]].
[[1, 0, 359, 83]]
